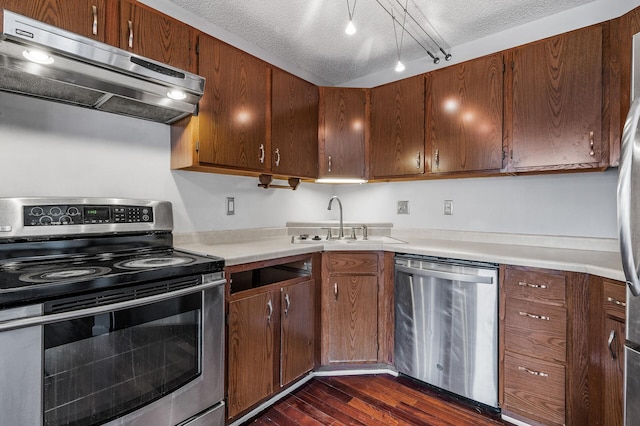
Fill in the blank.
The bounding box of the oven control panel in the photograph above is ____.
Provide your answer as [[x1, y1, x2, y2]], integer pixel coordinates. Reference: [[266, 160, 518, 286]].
[[23, 204, 154, 226]]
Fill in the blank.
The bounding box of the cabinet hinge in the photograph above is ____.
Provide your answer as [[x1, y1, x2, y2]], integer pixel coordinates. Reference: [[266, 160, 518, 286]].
[[196, 43, 200, 55], [510, 61, 515, 70], [503, 62, 506, 73], [225, 313, 229, 326], [195, 141, 200, 152]]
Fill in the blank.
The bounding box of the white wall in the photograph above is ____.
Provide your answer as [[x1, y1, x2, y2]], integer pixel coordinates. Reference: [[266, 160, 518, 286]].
[[0, 92, 332, 233], [332, 171, 618, 238], [0, 92, 619, 239]]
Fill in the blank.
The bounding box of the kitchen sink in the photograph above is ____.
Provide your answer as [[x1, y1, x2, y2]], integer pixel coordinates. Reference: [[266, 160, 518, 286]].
[[292, 235, 406, 245]]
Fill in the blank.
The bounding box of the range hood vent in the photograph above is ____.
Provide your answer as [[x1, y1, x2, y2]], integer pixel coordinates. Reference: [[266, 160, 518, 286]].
[[0, 10, 205, 124]]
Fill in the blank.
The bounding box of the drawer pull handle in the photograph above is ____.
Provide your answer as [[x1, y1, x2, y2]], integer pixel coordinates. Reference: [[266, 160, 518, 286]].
[[518, 366, 549, 377], [519, 311, 550, 321], [608, 329, 617, 360], [127, 20, 134, 49], [607, 297, 626, 307], [334, 282, 338, 300], [258, 144, 265, 164], [518, 281, 547, 289]]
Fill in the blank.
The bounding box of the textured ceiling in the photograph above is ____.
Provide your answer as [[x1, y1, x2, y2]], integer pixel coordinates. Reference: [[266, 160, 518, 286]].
[[165, 0, 598, 85]]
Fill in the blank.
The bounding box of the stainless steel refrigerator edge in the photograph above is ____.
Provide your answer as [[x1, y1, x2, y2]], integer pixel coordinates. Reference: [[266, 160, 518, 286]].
[[394, 255, 499, 408], [617, 31, 640, 426]]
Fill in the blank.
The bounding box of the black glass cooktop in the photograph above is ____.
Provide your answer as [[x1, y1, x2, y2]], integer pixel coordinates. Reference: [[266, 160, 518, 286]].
[[0, 247, 224, 309]]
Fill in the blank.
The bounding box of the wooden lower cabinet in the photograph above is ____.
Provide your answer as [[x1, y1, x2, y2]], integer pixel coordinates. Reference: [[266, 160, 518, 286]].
[[589, 276, 626, 426], [226, 254, 318, 420], [321, 251, 393, 365], [328, 275, 378, 363], [500, 265, 589, 426], [227, 290, 277, 419]]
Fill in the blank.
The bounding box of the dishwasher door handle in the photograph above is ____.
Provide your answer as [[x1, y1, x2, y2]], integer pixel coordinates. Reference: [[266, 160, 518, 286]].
[[395, 264, 494, 284]]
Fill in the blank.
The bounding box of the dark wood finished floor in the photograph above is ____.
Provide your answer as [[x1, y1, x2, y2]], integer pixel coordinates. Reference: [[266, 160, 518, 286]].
[[242, 374, 510, 426]]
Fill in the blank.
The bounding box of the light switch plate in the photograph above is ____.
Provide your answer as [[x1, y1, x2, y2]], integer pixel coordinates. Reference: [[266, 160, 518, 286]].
[[444, 200, 453, 215], [226, 197, 235, 215], [397, 201, 409, 214]]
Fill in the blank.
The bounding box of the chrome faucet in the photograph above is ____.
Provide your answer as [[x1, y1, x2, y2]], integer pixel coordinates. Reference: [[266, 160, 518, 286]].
[[327, 196, 344, 239]]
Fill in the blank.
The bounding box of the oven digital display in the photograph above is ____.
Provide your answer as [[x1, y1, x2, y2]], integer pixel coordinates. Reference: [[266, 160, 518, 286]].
[[83, 207, 110, 222]]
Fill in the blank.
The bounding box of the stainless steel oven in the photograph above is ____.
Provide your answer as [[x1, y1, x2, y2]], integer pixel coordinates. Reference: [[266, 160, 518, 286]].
[[0, 198, 226, 426]]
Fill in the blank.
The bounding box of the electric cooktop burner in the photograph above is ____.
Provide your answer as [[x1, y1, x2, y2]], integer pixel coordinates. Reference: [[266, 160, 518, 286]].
[[115, 255, 196, 270], [19, 266, 112, 284]]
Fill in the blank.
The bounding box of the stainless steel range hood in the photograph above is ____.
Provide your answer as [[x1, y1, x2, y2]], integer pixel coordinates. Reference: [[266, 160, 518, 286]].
[[0, 10, 205, 124]]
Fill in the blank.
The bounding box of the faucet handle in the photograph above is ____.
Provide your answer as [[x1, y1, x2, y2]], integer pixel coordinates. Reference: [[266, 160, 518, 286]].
[[321, 227, 333, 240], [362, 224, 368, 240]]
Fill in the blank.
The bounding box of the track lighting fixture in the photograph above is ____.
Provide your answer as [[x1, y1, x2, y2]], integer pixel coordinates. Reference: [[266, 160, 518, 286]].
[[345, 0, 357, 35]]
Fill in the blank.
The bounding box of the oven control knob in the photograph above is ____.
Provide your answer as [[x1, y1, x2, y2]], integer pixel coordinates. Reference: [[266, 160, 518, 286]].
[[59, 215, 72, 225], [30, 207, 44, 216], [67, 207, 80, 216], [39, 216, 52, 225], [49, 207, 62, 216]]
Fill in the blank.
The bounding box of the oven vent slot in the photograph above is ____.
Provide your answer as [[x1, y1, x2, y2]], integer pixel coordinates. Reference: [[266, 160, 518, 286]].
[[45, 277, 200, 314]]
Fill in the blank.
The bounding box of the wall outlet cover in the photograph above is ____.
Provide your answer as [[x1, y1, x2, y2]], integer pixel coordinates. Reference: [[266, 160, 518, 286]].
[[227, 197, 235, 215], [397, 200, 409, 214], [444, 200, 453, 215]]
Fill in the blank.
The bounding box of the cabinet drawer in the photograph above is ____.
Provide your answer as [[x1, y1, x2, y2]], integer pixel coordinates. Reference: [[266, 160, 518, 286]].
[[603, 280, 627, 321], [504, 351, 565, 425], [327, 252, 378, 274], [505, 298, 566, 362], [505, 268, 566, 305]]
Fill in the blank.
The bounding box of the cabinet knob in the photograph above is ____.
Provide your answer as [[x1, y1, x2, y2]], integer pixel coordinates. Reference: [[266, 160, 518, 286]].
[[92, 5, 98, 36]]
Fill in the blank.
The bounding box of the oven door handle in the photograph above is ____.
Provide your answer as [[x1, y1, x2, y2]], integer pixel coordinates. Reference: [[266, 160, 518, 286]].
[[0, 277, 226, 332]]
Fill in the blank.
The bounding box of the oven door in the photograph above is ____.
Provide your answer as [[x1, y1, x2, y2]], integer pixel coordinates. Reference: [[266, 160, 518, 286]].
[[0, 273, 225, 426]]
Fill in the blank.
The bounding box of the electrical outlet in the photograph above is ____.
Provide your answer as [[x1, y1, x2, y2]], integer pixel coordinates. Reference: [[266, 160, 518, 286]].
[[397, 200, 409, 214], [444, 200, 453, 215], [226, 197, 235, 215]]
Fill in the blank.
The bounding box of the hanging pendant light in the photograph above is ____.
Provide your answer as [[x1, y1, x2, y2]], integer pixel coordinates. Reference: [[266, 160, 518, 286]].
[[345, 0, 357, 35]]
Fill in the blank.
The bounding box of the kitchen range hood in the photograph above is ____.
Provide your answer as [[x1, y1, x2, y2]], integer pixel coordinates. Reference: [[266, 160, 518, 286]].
[[0, 10, 205, 124]]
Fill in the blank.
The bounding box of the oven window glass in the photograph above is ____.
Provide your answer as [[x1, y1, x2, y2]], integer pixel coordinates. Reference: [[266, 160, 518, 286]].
[[42, 293, 202, 426]]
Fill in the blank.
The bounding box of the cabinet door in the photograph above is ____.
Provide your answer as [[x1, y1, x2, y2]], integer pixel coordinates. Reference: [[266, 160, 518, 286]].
[[119, 0, 193, 71], [2, 0, 107, 41], [370, 75, 425, 178], [509, 25, 603, 171], [328, 275, 378, 363], [227, 290, 277, 418], [271, 69, 319, 178], [603, 317, 624, 426], [280, 280, 314, 386], [319, 87, 367, 178], [197, 34, 269, 171], [427, 54, 504, 173]]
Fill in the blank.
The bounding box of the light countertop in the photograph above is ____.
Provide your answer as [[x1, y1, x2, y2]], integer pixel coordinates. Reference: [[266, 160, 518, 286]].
[[175, 227, 625, 282]]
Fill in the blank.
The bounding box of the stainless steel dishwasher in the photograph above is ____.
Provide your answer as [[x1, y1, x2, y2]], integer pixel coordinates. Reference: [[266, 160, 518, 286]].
[[394, 254, 499, 409]]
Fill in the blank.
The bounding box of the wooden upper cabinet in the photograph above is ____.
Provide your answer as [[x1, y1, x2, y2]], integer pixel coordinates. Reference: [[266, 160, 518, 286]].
[[370, 75, 425, 178], [507, 25, 604, 171], [426, 54, 504, 174], [1, 0, 111, 42], [119, 0, 194, 72], [271, 69, 319, 178], [196, 34, 269, 171], [318, 87, 367, 179]]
